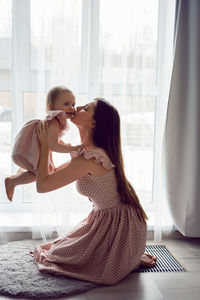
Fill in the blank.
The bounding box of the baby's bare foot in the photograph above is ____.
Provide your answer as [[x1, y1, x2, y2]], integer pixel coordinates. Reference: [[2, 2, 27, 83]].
[[5, 177, 15, 202], [140, 253, 157, 267]]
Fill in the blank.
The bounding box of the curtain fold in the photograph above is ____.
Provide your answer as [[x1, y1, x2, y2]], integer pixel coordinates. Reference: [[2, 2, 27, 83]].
[[152, 0, 175, 241], [165, 0, 200, 236]]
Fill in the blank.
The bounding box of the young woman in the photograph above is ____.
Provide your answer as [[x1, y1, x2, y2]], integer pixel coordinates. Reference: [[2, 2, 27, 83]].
[[33, 98, 157, 285]]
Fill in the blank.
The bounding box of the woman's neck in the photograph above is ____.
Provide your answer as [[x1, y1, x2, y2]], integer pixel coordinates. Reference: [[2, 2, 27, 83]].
[[78, 127, 95, 149]]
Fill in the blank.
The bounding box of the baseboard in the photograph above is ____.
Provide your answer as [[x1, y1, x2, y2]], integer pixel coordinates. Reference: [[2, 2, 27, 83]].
[[1, 229, 197, 244]]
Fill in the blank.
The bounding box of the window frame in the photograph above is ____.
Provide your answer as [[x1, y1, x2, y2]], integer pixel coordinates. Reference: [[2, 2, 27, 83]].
[[0, 0, 166, 222]]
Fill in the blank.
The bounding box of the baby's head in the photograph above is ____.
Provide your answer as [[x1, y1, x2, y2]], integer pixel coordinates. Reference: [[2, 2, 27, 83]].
[[46, 86, 76, 118]]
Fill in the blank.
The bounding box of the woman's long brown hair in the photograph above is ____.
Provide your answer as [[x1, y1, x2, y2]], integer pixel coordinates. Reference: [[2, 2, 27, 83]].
[[92, 98, 148, 223]]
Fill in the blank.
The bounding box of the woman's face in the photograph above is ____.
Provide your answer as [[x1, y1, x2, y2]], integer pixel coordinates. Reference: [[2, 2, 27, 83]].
[[71, 101, 96, 129]]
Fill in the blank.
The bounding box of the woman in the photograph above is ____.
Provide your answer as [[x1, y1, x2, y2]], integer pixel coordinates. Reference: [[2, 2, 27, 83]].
[[33, 98, 157, 285]]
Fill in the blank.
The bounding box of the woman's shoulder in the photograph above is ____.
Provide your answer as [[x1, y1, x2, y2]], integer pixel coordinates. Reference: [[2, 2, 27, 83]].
[[82, 147, 115, 170], [83, 147, 106, 157]]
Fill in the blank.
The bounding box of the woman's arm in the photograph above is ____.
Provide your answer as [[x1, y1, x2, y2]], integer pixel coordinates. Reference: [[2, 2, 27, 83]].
[[47, 119, 83, 153], [54, 160, 71, 172], [36, 121, 94, 193], [37, 155, 94, 193]]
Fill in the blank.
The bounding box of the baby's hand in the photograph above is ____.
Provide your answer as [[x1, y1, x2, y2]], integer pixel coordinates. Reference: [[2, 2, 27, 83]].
[[57, 141, 85, 152], [71, 143, 85, 151]]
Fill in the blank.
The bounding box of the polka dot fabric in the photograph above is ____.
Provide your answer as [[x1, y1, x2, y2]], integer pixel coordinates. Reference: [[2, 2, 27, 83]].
[[33, 149, 147, 285]]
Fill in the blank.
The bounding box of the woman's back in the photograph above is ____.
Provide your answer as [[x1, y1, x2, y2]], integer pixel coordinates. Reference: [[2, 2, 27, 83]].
[[33, 147, 147, 285]]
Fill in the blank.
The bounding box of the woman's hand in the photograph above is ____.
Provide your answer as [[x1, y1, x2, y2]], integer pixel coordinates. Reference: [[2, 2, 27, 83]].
[[36, 120, 49, 147]]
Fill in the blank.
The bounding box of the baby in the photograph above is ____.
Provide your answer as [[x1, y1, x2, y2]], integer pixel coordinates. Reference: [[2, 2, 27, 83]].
[[5, 86, 82, 201]]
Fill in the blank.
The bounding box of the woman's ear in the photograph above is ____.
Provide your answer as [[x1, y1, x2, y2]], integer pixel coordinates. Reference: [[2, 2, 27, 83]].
[[48, 104, 53, 110], [91, 120, 96, 128]]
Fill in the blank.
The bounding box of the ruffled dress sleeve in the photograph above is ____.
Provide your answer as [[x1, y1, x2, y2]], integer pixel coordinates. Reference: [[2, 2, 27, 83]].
[[46, 110, 68, 131], [83, 149, 115, 170]]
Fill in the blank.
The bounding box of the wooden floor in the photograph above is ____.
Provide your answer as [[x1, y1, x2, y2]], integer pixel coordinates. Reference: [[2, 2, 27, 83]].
[[1, 234, 200, 300]]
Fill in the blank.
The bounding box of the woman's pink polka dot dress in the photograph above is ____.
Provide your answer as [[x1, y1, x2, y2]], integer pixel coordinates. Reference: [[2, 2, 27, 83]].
[[33, 149, 147, 285]]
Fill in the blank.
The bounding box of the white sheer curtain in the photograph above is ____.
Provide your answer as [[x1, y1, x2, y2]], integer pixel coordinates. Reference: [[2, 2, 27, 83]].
[[30, 0, 92, 240], [152, 0, 176, 241], [30, 0, 176, 242], [0, 0, 176, 243]]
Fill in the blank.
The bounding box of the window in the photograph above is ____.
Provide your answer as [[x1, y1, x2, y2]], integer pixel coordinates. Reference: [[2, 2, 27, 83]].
[[0, 0, 164, 228]]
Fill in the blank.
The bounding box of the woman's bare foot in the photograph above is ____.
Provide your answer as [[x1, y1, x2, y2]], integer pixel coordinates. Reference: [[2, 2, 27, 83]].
[[140, 253, 157, 267], [5, 177, 15, 202]]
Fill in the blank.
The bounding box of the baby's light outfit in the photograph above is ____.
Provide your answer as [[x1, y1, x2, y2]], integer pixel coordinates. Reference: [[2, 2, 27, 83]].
[[12, 110, 68, 172]]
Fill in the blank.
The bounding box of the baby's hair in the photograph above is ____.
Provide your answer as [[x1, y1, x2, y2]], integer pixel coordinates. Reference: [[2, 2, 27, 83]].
[[46, 86, 72, 112]]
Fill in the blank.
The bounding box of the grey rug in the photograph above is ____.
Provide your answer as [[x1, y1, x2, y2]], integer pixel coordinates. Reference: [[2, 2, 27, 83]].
[[0, 240, 99, 299], [0, 240, 186, 299]]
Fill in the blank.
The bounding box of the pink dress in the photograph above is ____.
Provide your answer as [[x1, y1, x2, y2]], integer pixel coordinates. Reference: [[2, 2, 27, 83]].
[[12, 110, 68, 172], [33, 149, 147, 285]]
